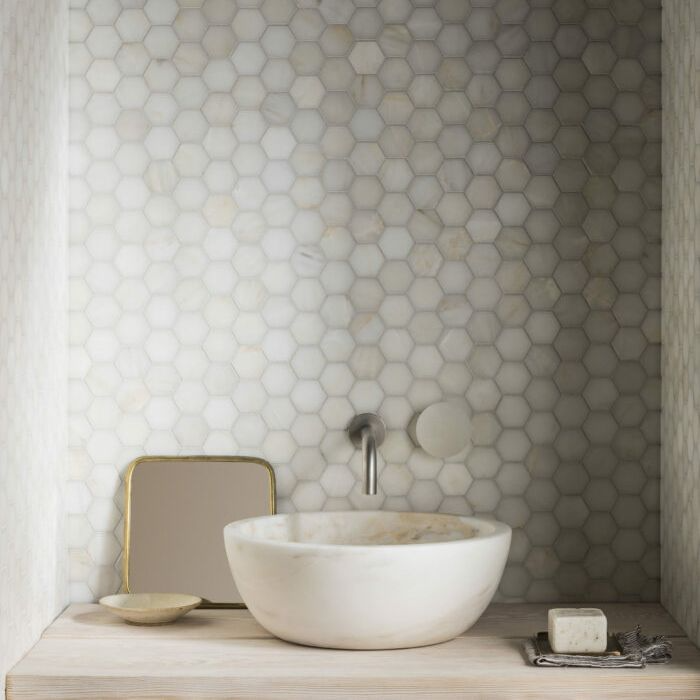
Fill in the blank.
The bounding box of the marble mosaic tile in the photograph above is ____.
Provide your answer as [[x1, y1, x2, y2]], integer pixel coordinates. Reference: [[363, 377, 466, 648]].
[[69, 0, 661, 603]]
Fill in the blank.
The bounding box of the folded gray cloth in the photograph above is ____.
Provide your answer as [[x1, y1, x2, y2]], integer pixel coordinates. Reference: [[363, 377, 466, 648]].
[[524, 626, 672, 668]]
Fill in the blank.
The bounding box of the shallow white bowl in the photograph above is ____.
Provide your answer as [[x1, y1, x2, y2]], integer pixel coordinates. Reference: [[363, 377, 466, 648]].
[[224, 511, 511, 650], [99, 593, 201, 625]]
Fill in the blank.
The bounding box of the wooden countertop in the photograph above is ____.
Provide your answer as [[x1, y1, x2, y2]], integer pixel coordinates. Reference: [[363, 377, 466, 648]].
[[7, 603, 700, 699]]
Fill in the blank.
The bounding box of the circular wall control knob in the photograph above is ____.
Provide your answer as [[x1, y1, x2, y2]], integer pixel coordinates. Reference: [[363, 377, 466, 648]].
[[409, 400, 471, 459]]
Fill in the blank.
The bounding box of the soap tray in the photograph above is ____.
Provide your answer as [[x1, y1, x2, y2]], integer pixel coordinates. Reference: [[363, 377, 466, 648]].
[[526, 626, 671, 668], [534, 632, 622, 656]]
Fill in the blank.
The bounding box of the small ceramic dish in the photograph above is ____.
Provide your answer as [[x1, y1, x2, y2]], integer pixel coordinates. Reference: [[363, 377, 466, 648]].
[[99, 593, 201, 625]]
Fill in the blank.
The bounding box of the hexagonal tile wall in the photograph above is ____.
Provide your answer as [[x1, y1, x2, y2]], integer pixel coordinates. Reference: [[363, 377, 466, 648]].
[[1, 0, 68, 684], [661, 0, 700, 647], [69, 0, 661, 603]]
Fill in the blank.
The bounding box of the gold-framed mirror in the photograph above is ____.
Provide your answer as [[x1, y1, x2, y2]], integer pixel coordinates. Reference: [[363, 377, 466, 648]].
[[123, 455, 275, 608]]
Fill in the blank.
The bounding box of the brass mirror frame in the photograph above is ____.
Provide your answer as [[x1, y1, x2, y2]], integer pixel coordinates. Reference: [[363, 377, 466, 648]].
[[122, 455, 276, 608]]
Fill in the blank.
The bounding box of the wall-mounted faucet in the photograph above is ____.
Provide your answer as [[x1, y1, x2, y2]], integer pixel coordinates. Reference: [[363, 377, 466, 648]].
[[348, 413, 386, 495]]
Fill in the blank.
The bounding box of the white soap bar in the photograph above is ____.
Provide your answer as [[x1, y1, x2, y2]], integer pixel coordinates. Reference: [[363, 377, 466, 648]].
[[548, 608, 607, 654]]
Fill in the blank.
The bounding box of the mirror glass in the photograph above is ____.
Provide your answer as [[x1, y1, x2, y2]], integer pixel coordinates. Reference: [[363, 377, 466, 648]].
[[125, 457, 275, 606]]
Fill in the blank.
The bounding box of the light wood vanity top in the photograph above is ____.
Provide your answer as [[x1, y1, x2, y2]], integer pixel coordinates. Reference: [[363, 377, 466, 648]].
[[7, 603, 700, 698]]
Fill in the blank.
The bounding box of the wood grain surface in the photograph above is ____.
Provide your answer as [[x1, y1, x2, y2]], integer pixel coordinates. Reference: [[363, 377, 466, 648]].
[[7, 603, 700, 699]]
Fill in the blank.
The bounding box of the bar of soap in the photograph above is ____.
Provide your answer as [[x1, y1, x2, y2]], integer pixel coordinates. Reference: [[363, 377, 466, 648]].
[[548, 608, 607, 653]]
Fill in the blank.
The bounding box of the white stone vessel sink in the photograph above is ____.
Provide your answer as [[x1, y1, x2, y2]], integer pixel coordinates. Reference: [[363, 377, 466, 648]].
[[224, 511, 511, 650]]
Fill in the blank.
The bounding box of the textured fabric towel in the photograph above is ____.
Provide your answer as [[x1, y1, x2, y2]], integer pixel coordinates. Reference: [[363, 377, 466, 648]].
[[525, 626, 672, 668]]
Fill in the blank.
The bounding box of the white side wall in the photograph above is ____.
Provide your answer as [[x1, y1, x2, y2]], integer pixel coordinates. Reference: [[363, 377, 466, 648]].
[[661, 0, 700, 646], [0, 0, 68, 688]]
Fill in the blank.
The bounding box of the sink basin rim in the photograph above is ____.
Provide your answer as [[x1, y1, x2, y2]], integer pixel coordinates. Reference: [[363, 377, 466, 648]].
[[224, 511, 511, 552]]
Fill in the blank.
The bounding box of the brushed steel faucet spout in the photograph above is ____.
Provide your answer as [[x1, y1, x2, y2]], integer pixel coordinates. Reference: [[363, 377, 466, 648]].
[[348, 413, 386, 495], [362, 427, 377, 495]]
